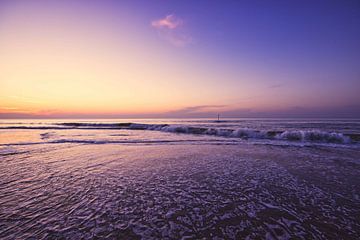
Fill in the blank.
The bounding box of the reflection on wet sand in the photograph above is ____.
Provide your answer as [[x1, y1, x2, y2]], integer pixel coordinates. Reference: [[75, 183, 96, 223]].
[[1, 143, 359, 239]]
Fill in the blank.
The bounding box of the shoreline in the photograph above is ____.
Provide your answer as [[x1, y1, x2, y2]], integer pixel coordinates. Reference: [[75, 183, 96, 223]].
[[1, 143, 359, 239]]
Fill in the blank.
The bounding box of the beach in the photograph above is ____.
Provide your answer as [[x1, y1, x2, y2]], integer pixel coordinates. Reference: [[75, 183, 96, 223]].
[[0, 119, 359, 239]]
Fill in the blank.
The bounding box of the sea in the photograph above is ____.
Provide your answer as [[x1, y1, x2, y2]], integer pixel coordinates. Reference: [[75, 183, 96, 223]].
[[0, 118, 359, 239]]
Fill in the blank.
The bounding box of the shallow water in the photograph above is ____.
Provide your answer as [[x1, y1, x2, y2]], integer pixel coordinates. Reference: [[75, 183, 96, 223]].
[[0, 119, 360, 239]]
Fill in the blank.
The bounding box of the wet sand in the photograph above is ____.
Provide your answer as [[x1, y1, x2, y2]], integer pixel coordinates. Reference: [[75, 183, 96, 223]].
[[1, 143, 359, 239]]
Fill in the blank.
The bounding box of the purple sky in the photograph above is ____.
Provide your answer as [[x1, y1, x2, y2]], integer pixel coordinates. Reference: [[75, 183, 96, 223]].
[[0, 0, 359, 118]]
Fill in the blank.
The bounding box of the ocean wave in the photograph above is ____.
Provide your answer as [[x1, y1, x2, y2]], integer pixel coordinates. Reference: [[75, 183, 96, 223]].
[[276, 130, 350, 143], [58, 122, 133, 128], [49, 139, 210, 145], [0, 126, 68, 130], [0, 151, 30, 156], [167, 127, 349, 143], [0, 139, 215, 146], [0, 122, 357, 144], [127, 123, 353, 144]]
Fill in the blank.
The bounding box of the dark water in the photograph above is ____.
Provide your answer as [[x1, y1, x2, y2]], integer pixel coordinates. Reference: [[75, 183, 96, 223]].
[[0, 119, 360, 239]]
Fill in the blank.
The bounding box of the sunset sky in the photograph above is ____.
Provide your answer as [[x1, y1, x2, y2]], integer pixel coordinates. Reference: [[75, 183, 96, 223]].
[[1, 0, 359, 118]]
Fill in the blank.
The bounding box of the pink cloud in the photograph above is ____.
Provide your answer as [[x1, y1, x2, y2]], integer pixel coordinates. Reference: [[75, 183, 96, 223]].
[[151, 14, 192, 47], [151, 14, 183, 29]]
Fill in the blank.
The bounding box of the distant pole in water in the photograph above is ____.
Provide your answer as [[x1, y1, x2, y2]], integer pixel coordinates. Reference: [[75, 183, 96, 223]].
[[217, 114, 220, 121]]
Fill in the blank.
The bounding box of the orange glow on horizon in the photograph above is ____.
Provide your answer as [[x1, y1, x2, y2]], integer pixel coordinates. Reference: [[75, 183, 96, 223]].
[[2, 1, 358, 118]]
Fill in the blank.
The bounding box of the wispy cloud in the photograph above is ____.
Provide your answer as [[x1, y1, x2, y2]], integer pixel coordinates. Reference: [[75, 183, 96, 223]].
[[151, 14, 192, 47], [165, 105, 227, 117], [151, 14, 183, 29], [0, 107, 19, 110], [0, 106, 32, 113], [268, 83, 285, 89]]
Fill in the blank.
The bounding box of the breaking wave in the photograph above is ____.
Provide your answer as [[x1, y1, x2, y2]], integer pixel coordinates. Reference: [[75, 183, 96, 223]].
[[160, 126, 350, 143], [277, 130, 350, 143], [53, 122, 354, 144], [0, 122, 356, 144]]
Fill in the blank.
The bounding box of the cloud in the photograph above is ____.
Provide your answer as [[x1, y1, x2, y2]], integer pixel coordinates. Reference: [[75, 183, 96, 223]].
[[156, 104, 360, 118], [0, 107, 32, 114], [151, 14, 183, 29], [0, 107, 19, 110], [175, 105, 226, 113], [1, 104, 359, 119], [268, 83, 285, 89], [164, 33, 192, 47], [164, 105, 227, 117], [151, 14, 192, 47]]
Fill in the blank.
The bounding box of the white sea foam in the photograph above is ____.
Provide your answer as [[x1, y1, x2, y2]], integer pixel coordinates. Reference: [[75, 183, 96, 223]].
[[0, 121, 356, 145], [231, 128, 268, 139], [135, 124, 350, 144], [53, 122, 355, 144], [277, 130, 350, 143]]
